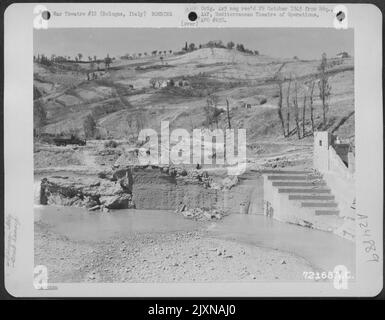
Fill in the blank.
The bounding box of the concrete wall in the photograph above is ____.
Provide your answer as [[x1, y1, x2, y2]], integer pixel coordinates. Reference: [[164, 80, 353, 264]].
[[132, 167, 265, 214], [324, 147, 355, 219], [263, 131, 355, 228], [263, 176, 310, 223], [348, 152, 355, 174], [314, 131, 355, 219], [263, 175, 285, 220], [263, 174, 345, 232], [132, 182, 221, 210], [132, 168, 222, 210], [313, 131, 331, 172]]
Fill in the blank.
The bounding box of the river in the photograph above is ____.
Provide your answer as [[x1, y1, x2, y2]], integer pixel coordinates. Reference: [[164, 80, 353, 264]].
[[34, 205, 355, 275]]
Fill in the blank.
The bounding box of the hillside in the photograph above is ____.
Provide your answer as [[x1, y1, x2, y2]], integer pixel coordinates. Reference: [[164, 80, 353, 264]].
[[34, 47, 354, 167]]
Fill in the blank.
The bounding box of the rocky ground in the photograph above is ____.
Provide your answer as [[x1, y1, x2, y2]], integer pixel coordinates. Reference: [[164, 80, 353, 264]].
[[35, 220, 314, 283]]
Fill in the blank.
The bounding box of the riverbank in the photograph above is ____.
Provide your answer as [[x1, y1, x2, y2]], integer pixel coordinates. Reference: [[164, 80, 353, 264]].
[[35, 210, 315, 283]]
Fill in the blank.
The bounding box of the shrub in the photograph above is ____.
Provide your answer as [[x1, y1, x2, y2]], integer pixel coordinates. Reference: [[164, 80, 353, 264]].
[[98, 171, 108, 179], [104, 140, 118, 148], [83, 114, 97, 138]]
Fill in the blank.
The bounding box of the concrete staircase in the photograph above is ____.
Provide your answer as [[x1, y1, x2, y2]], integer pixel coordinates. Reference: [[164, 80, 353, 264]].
[[263, 170, 347, 234]]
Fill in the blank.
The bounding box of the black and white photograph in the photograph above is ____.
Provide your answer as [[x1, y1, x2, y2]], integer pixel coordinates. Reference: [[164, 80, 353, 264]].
[[3, 3, 383, 298], [33, 27, 356, 283]]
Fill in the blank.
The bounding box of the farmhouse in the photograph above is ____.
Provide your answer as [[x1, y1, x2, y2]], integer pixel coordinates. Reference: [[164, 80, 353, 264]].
[[336, 51, 350, 59], [174, 79, 190, 87]]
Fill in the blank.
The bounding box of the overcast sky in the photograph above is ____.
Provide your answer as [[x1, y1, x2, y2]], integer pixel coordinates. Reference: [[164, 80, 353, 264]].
[[34, 28, 353, 60]]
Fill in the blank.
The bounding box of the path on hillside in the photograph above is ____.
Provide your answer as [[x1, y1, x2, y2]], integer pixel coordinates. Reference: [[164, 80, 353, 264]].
[[82, 149, 100, 170]]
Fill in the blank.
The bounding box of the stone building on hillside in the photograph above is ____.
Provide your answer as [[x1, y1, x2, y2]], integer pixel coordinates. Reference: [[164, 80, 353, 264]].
[[336, 51, 350, 59]]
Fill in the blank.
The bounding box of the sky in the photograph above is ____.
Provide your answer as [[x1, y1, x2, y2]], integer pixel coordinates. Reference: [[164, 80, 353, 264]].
[[34, 28, 353, 60]]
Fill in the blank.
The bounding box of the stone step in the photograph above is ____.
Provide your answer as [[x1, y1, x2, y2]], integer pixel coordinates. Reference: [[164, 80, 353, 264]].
[[301, 202, 338, 208], [289, 194, 335, 201], [272, 181, 326, 187], [315, 209, 340, 216], [267, 175, 314, 181], [278, 188, 331, 194]]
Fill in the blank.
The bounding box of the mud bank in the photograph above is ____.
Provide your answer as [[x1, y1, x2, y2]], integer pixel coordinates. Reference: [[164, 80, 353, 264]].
[[35, 218, 314, 283]]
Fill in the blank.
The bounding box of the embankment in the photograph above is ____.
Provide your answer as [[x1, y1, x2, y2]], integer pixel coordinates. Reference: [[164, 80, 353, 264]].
[[37, 166, 264, 215]]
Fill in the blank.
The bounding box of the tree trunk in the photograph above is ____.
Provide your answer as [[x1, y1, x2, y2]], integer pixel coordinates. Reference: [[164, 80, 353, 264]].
[[226, 99, 231, 129], [286, 79, 291, 136], [320, 78, 326, 127], [318, 74, 330, 130], [309, 81, 315, 133], [302, 93, 307, 138], [277, 82, 286, 137], [322, 94, 327, 128], [293, 81, 301, 139]]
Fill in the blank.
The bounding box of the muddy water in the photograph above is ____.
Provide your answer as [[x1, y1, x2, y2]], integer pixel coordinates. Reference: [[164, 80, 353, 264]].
[[34, 207, 201, 241], [207, 214, 355, 274], [34, 206, 355, 274]]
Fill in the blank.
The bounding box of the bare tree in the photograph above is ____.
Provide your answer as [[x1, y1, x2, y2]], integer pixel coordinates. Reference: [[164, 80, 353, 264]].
[[204, 95, 222, 128], [204, 101, 211, 128], [190, 116, 195, 131], [225, 98, 232, 129], [83, 114, 97, 138], [135, 112, 146, 136], [211, 96, 221, 128], [125, 115, 134, 137], [292, 81, 301, 139], [149, 78, 157, 88], [273, 65, 287, 137], [33, 99, 47, 136], [277, 81, 286, 137], [318, 53, 331, 128], [302, 85, 307, 137], [104, 54, 112, 69], [309, 81, 316, 133], [286, 77, 292, 136]]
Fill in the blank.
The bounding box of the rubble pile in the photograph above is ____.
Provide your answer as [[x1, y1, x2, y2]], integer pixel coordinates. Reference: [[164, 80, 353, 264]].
[[175, 203, 226, 221], [39, 168, 134, 212]]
